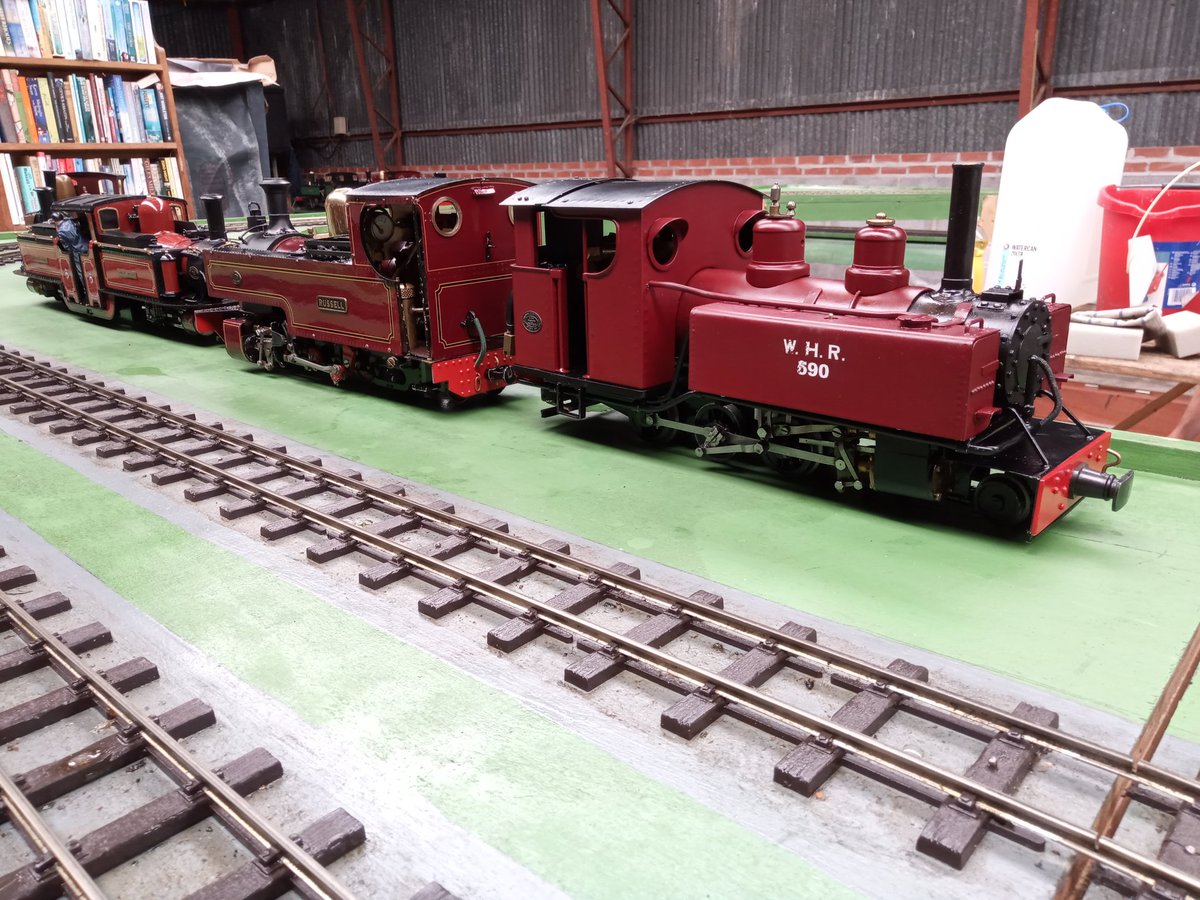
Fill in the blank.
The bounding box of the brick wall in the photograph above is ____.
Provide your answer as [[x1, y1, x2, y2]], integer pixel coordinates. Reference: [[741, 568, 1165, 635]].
[[418, 146, 1200, 188]]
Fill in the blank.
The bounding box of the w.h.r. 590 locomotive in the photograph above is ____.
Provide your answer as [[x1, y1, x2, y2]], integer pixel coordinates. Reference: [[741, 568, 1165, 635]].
[[505, 164, 1133, 536]]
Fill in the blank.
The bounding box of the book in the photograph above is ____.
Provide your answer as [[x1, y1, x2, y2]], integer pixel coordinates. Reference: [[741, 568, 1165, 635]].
[[0, 4, 14, 56], [14, 162, 35, 213], [108, 0, 126, 61], [3, 1, 28, 56], [17, 75, 37, 140], [118, 0, 133, 62], [26, 77, 47, 141], [73, 0, 90, 59], [152, 80, 168, 139], [1, 69, 28, 142], [85, 0, 103, 60], [0, 84, 15, 141], [61, 0, 81, 60], [0, 154, 21, 223], [100, 0, 114, 60], [13, 0, 35, 57], [50, 76, 72, 141], [137, 84, 159, 140], [127, 0, 143, 63], [76, 75, 94, 142], [134, 0, 150, 61]]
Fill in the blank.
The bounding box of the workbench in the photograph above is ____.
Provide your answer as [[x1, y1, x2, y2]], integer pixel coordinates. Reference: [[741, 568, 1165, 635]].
[[1068, 348, 1200, 431]]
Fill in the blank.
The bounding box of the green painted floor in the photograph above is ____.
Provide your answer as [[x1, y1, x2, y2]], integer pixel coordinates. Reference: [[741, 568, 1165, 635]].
[[0, 265, 1197, 754]]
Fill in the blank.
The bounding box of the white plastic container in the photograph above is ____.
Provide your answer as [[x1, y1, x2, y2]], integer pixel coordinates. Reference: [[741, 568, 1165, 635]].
[[984, 98, 1128, 307]]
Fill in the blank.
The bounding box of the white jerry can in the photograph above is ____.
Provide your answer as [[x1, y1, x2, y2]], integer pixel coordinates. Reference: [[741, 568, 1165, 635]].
[[984, 98, 1128, 308]]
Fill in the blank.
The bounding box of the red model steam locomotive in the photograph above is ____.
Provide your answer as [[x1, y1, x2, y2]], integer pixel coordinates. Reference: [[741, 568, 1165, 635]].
[[199, 176, 528, 405], [503, 165, 1133, 536], [17, 184, 229, 333]]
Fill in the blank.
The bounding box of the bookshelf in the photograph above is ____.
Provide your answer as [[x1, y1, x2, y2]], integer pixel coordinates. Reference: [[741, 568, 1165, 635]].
[[0, 43, 191, 232]]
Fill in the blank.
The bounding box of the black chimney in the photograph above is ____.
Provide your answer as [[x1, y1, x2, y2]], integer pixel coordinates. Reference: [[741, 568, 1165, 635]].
[[201, 194, 226, 241], [940, 163, 983, 293], [34, 186, 54, 222], [259, 178, 297, 235]]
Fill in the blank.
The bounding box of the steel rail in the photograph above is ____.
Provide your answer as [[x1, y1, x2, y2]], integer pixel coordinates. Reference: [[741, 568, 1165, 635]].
[[0, 588, 360, 900], [2, 347, 1198, 807], [0, 355, 1196, 894], [0, 763, 106, 899]]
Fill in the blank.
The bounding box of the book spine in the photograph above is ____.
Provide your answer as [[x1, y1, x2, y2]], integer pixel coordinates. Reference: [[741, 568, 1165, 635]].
[[14, 0, 35, 56], [25, 77, 46, 141], [18, 76, 38, 141], [15, 164, 36, 214], [2, 69, 26, 142], [85, 0, 102, 60], [88, 74, 105, 141], [118, 0, 133, 62], [120, 77, 138, 140], [65, 74, 83, 140], [128, 0, 144, 63], [34, 0, 56, 57], [152, 80, 169, 140], [73, 0, 89, 59], [0, 4, 14, 56], [135, 0, 151, 61], [137, 85, 160, 141], [107, 0, 124, 61], [104, 76, 120, 139], [100, 0, 114, 60], [0, 154, 22, 224], [77, 75, 93, 142], [50, 76, 71, 141], [0, 77, 15, 142], [61, 0, 81, 59], [2, 0, 25, 56]]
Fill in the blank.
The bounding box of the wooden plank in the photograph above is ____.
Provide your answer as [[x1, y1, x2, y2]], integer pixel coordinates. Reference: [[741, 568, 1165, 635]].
[[917, 701, 1059, 869], [565, 589, 723, 691], [661, 622, 816, 739], [775, 658, 929, 796], [0, 622, 110, 683], [0, 658, 158, 744], [185, 808, 365, 900], [487, 581, 606, 652]]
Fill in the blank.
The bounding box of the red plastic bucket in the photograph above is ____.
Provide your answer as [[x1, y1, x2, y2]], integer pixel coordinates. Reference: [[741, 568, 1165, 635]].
[[1097, 184, 1200, 312]]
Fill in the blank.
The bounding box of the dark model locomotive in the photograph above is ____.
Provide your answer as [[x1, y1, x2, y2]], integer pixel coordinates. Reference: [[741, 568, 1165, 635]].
[[503, 164, 1133, 536]]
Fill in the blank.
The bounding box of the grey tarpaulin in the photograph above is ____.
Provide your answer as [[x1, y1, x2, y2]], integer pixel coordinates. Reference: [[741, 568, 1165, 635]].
[[174, 81, 270, 217]]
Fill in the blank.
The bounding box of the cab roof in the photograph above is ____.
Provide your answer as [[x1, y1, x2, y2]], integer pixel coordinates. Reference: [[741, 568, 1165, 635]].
[[502, 178, 763, 212], [348, 176, 527, 202]]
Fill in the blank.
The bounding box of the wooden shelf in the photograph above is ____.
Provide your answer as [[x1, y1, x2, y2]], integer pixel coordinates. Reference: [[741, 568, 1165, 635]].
[[0, 54, 160, 75], [0, 142, 178, 156]]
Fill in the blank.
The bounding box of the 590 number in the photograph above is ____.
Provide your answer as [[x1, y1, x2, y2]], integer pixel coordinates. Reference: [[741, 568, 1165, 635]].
[[797, 361, 830, 379]]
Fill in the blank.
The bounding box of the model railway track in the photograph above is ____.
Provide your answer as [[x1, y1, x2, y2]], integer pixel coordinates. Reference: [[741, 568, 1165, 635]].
[[0, 545, 365, 899], [1, 346, 1197, 897]]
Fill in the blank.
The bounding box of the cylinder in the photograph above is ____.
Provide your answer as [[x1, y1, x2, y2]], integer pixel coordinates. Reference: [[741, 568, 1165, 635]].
[[941, 163, 983, 293], [201, 194, 226, 241], [259, 178, 297, 234]]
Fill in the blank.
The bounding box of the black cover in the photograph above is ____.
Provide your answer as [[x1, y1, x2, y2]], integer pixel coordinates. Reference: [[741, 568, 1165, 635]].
[[174, 82, 270, 218]]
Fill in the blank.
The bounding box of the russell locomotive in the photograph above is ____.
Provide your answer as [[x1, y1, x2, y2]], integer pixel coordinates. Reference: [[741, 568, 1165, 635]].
[[503, 164, 1133, 536], [200, 176, 529, 405]]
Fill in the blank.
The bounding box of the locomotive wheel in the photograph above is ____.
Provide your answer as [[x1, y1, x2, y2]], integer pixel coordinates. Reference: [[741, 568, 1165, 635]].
[[692, 402, 747, 449], [973, 474, 1033, 526], [637, 407, 679, 445]]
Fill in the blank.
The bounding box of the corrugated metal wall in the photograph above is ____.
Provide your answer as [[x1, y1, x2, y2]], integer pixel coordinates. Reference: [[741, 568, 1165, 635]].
[[150, 0, 1197, 169]]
